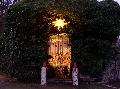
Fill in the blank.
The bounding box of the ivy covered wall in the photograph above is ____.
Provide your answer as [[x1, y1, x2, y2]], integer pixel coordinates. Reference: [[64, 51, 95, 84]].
[[0, 0, 120, 81]]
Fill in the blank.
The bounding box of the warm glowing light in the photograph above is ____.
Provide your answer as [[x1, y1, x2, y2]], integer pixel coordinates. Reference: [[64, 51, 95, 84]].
[[52, 18, 68, 30], [48, 34, 71, 67], [48, 33, 71, 78]]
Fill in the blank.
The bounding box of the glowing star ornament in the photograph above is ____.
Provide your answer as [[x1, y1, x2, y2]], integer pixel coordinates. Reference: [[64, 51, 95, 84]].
[[52, 18, 68, 30]]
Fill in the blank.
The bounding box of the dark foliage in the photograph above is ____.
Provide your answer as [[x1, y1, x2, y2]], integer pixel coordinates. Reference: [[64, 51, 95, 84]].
[[0, 0, 120, 81]]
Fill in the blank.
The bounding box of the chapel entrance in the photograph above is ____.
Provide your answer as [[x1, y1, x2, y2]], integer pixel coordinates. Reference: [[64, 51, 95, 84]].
[[48, 33, 71, 79]]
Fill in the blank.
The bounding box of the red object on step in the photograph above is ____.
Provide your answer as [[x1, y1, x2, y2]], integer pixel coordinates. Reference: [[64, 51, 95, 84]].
[[43, 62, 46, 67], [74, 62, 77, 72]]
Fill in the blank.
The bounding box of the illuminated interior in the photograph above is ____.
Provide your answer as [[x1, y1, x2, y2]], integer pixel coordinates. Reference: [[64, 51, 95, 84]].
[[48, 33, 71, 78]]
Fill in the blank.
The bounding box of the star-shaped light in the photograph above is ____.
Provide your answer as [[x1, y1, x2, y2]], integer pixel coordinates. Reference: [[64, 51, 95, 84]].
[[52, 18, 68, 30]]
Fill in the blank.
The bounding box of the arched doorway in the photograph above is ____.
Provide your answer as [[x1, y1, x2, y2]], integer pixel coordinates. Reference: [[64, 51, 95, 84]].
[[48, 33, 71, 79]]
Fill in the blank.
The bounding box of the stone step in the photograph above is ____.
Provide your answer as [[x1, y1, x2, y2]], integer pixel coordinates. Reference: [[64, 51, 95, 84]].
[[47, 79, 72, 84]]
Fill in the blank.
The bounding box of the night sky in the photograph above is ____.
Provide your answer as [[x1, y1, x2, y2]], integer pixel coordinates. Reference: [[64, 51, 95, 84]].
[[7, 0, 120, 5], [98, 0, 120, 5]]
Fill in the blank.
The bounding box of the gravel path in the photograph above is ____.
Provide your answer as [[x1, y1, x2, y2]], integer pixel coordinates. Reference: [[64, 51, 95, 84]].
[[0, 74, 11, 84], [0, 82, 113, 89], [0, 74, 113, 89], [0, 73, 16, 88]]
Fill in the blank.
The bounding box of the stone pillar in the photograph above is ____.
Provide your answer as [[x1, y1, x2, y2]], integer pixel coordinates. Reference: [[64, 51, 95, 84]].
[[41, 62, 46, 85], [72, 63, 78, 86]]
